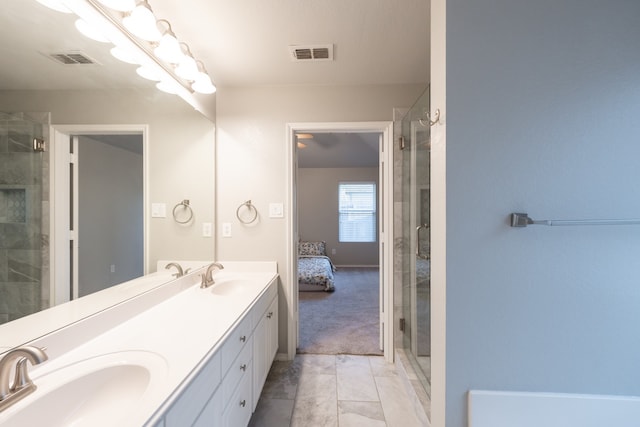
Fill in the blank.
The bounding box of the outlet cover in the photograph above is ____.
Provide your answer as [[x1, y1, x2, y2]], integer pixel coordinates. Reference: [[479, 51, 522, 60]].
[[222, 222, 232, 237], [269, 202, 284, 218], [151, 203, 166, 218]]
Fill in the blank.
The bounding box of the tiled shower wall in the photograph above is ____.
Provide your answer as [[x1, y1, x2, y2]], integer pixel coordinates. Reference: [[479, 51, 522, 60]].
[[0, 112, 49, 324]]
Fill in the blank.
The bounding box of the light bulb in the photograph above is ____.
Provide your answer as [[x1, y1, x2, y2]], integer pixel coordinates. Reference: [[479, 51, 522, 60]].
[[122, 1, 161, 41], [191, 62, 216, 94], [154, 32, 183, 64], [110, 46, 141, 64], [156, 80, 180, 94], [175, 55, 198, 81], [136, 66, 162, 81], [192, 75, 216, 94], [95, 0, 136, 12], [35, 0, 72, 13], [75, 19, 110, 43]]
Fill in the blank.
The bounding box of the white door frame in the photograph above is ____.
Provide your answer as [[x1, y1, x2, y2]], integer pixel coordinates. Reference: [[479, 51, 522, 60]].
[[285, 121, 394, 362], [50, 124, 149, 305]]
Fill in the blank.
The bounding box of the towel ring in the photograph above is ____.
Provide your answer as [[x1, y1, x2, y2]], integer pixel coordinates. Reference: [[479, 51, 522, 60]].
[[236, 200, 258, 224], [173, 199, 194, 224]]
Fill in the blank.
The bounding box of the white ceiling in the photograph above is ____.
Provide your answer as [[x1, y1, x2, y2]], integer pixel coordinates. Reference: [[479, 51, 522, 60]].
[[149, 0, 430, 87], [1, 0, 428, 166]]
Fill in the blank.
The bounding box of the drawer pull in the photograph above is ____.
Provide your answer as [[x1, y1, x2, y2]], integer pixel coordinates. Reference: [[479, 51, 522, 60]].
[[240, 335, 246, 343], [240, 364, 247, 371], [240, 399, 246, 407], [266, 312, 273, 319]]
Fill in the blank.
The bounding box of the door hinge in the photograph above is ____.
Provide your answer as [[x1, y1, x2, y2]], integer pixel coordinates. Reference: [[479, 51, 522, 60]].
[[69, 153, 77, 164], [33, 138, 46, 152], [399, 136, 406, 151], [399, 318, 406, 332]]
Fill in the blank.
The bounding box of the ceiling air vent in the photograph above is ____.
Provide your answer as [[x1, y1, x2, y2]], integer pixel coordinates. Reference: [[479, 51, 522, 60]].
[[47, 51, 98, 65], [289, 44, 334, 62]]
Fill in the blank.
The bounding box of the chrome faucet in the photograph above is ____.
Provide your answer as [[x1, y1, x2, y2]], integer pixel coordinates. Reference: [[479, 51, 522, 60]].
[[0, 346, 48, 411], [201, 262, 224, 288], [165, 262, 190, 278]]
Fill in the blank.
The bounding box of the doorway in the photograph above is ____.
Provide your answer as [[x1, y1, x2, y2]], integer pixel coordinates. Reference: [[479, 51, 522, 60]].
[[51, 125, 148, 305], [286, 121, 394, 361]]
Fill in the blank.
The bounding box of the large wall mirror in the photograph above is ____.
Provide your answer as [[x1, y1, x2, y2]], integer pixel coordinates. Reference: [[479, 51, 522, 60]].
[[0, 0, 216, 351]]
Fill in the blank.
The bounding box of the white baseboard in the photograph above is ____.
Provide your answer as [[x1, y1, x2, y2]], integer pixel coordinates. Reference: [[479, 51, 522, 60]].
[[469, 390, 640, 427]]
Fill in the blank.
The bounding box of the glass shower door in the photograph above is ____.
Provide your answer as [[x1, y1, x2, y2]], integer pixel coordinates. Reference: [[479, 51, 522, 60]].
[[400, 89, 431, 396], [0, 112, 49, 324]]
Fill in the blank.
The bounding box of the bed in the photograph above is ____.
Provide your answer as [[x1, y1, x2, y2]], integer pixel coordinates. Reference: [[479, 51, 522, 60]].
[[298, 241, 336, 292]]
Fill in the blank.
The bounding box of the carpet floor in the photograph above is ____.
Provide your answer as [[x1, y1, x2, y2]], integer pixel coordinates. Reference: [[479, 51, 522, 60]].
[[297, 266, 382, 355]]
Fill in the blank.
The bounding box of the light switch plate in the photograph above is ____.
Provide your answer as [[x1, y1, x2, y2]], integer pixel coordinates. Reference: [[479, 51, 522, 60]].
[[269, 203, 284, 218], [222, 222, 232, 237], [151, 203, 166, 218]]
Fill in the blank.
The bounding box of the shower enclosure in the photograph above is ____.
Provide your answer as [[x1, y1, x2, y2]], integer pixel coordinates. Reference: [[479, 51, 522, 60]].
[[397, 88, 431, 398], [0, 112, 50, 325]]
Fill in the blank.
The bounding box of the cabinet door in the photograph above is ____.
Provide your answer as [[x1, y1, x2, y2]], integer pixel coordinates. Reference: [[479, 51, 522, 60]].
[[267, 297, 278, 362], [165, 352, 221, 427], [193, 387, 223, 427], [252, 313, 268, 410]]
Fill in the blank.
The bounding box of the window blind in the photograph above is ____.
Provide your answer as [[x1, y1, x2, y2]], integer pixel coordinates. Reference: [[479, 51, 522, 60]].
[[338, 182, 376, 242]]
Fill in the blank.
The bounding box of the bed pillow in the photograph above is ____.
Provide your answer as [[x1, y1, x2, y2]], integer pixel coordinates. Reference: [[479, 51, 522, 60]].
[[299, 241, 326, 256]]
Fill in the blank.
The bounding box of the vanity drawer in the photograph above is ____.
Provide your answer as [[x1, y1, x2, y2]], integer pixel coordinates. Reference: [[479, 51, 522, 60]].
[[222, 362, 253, 427], [252, 279, 277, 327], [222, 334, 253, 407], [165, 351, 221, 427], [221, 313, 252, 373]]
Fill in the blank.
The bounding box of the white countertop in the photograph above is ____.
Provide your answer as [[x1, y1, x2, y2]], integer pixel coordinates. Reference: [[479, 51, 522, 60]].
[[0, 262, 278, 427]]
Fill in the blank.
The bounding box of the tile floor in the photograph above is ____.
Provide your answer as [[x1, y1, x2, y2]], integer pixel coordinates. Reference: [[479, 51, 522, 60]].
[[248, 354, 429, 427]]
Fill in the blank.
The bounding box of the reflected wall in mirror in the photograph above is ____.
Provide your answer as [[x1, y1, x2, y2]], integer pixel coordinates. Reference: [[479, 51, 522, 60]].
[[0, 0, 216, 349], [75, 133, 144, 298]]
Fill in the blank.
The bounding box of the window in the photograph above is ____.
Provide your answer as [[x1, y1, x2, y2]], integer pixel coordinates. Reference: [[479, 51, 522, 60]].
[[338, 182, 376, 242]]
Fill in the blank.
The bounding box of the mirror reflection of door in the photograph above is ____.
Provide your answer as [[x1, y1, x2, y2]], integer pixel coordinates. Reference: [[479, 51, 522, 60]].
[[75, 134, 143, 298]]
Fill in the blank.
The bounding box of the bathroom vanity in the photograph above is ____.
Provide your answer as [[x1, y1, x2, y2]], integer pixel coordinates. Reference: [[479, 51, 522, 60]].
[[0, 261, 279, 427]]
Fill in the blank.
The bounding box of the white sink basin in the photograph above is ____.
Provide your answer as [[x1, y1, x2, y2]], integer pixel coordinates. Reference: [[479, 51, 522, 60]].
[[0, 351, 167, 427], [209, 279, 248, 296]]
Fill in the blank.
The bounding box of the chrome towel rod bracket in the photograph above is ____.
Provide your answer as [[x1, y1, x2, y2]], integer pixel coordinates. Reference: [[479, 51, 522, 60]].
[[510, 212, 640, 227]]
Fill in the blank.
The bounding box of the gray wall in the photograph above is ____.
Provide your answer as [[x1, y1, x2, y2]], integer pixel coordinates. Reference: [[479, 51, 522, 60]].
[[444, 1, 640, 425], [298, 167, 379, 266], [78, 136, 143, 296], [216, 83, 426, 355]]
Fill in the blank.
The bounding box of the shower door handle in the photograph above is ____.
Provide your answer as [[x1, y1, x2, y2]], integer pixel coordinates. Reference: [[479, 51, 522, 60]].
[[416, 224, 430, 260]]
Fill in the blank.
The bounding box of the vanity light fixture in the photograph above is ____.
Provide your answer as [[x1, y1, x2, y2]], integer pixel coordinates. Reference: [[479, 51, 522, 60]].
[[153, 20, 183, 64], [35, 0, 72, 13], [191, 61, 216, 94], [110, 45, 141, 64], [39, 0, 217, 114], [75, 18, 110, 43], [94, 0, 135, 12], [174, 43, 199, 81], [156, 79, 181, 95], [136, 65, 162, 81], [122, 0, 161, 42]]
